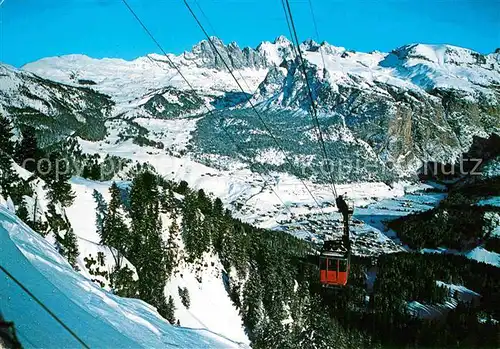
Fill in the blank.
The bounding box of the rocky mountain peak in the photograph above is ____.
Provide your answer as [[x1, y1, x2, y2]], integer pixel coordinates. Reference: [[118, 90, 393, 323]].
[[300, 39, 320, 52], [273, 35, 293, 46], [6, 35, 500, 183], [184, 36, 268, 70], [390, 43, 487, 66]]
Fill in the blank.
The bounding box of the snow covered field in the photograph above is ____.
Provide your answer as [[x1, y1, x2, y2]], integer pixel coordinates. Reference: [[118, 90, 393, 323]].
[[78, 129, 412, 227], [165, 260, 249, 346], [23, 53, 268, 117]]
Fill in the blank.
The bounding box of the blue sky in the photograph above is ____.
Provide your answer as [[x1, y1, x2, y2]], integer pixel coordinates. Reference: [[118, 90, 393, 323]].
[[1, 0, 499, 67]]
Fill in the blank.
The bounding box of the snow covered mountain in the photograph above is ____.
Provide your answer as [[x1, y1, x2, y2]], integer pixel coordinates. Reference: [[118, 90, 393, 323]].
[[0, 64, 113, 146], [6, 37, 496, 182]]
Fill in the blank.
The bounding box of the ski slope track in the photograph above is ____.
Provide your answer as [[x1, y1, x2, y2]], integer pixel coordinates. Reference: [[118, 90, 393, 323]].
[[0, 203, 242, 348]]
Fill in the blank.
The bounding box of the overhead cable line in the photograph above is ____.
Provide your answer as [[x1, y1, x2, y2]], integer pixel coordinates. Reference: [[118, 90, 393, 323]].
[[121, 0, 296, 218], [0, 264, 90, 349], [283, 0, 338, 198], [216, 114, 295, 216], [192, 0, 256, 94], [182, 0, 327, 214], [306, 0, 327, 73], [193, 0, 217, 39], [279, 0, 298, 59]]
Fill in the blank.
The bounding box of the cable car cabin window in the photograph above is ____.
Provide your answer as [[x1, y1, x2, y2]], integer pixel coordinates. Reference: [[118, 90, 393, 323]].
[[339, 259, 348, 272], [328, 259, 338, 271], [320, 257, 327, 270]]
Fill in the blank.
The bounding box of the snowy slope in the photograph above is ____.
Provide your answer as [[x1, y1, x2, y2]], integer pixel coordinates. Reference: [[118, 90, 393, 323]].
[[0, 63, 113, 146], [422, 247, 500, 267], [408, 280, 481, 319], [75, 122, 446, 258], [76, 133, 414, 229], [63, 176, 250, 345], [477, 196, 500, 207], [66, 177, 128, 244], [22, 53, 267, 117], [64, 177, 139, 287], [0, 203, 242, 348], [165, 258, 249, 346], [465, 247, 500, 266], [0, 63, 109, 117]]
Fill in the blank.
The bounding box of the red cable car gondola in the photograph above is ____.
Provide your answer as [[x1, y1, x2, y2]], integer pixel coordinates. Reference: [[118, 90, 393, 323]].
[[319, 195, 353, 288], [319, 247, 350, 286]]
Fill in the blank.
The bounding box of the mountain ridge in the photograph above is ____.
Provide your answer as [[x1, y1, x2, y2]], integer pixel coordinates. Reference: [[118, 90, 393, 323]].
[[20, 36, 500, 106], [1, 36, 498, 182], [19, 36, 500, 70]]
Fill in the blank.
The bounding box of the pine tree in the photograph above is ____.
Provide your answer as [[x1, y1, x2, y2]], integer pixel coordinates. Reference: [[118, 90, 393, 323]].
[[164, 295, 176, 324], [160, 187, 176, 213], [200, 214, 212, 254], [46, 202, 79, 269], [166, 210, 180, 277], [129, 170, 168, 318], [46, 202, 68, 235], [62, 229, 80, 271], [219, 215, 238, 270], [0, 155, 18, 198], [83, 159, 101, 180], [82, 164, 92, 179], [0, 114, 15, 157], [16, 201, 30, 223], [233, 224, 249, 278], [166, 187, 176, 210], [181, 191, 202, 261], [211, 198, 225, 254], [254, 320, 294, 349], [0, 114, 19, 197], [43, 152, 75, 207], [101, 183, 128, 254], [178, 287, 191, 308], [110, 265, 137, 298], [242, 269, 264, 341], [299, 295, 342, 349], [92, 189, 108, 239], [90, 160, 101, 180], [101, 183, 133, 298], [181, 190, 213, 261], [176, 180, 189, 195], [197, 188, 212, 214], [213, 198, 224, 216], [15, 127, 41, 173]]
